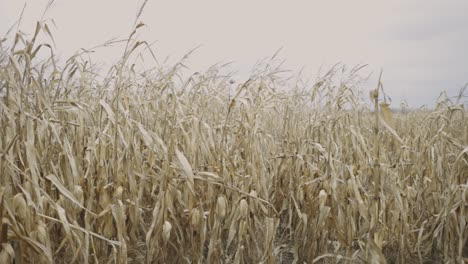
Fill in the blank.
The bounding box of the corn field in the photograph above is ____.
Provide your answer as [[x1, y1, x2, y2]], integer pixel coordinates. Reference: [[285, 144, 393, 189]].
[[0, 21, 467, 264]]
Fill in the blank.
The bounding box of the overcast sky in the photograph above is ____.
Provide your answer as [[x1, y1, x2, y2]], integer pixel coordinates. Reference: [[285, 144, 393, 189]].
[[1, 0, 467, 107]]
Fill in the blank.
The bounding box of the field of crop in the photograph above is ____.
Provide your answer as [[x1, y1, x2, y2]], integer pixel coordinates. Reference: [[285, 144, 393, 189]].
[[0, 21, 467, 264]]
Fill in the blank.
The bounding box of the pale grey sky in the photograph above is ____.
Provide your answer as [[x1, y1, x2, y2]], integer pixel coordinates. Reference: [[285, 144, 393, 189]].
[[1, 0, 467, 107]]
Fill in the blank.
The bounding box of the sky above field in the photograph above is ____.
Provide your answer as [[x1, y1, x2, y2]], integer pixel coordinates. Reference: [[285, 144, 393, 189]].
[[1, 0, 467, 107]]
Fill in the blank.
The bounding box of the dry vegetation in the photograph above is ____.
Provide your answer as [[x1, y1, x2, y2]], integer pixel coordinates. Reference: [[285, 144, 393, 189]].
[[0, 17, 467, 264]]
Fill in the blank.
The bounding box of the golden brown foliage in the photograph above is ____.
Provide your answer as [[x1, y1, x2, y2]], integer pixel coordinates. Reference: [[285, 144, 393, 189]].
[[0, 22, 467, 264]]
